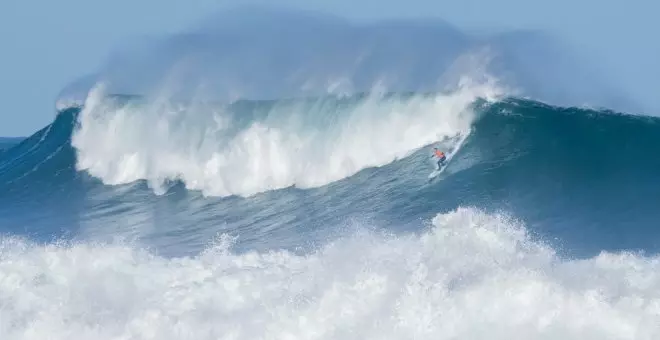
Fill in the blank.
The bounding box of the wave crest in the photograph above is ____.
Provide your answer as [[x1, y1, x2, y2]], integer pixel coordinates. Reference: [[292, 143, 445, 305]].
[[71, 78, 503, 196]]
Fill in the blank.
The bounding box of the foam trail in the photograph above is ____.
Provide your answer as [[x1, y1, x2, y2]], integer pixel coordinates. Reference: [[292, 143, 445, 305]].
[[1, 207, 659, 339], [71, 78, 503, 197], [0, 123, 53, 175]]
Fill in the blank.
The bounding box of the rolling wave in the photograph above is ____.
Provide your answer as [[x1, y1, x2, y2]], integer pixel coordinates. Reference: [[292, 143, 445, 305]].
[[2, 91, 660, 256], [71, 80, 503, 196]]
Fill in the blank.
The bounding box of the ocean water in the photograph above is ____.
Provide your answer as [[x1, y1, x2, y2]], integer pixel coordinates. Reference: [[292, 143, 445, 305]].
[[2, 83, 660, 339], [3, 9, 660, 340]]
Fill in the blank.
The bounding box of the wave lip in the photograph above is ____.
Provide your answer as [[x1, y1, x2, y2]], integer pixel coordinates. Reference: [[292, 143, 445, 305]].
[[71, 78, 503, 197], [2, 207, 659, 339]]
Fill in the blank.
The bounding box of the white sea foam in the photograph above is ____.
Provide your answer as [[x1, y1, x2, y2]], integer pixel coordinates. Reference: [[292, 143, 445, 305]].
[[71, 78, 503, 197], [1, 207, 659, 340]]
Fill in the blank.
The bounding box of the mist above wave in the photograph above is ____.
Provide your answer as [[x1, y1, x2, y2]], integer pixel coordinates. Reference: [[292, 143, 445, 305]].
[[55, 6, 636, 113]]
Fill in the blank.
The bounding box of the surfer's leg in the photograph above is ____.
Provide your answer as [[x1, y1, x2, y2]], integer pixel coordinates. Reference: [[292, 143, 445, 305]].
[[438, 156, 446, 168]]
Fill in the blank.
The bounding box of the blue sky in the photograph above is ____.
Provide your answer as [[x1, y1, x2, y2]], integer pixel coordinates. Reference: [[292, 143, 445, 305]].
[[1, 0, 657, 136]]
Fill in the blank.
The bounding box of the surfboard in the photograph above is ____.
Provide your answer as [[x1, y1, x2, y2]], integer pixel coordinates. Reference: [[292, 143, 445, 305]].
[[427, 131, 470, 181], [427, 167, 444, 179]]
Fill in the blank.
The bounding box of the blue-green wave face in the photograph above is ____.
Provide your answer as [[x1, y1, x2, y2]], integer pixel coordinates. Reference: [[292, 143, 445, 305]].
[[3, 7, 660, 340], [4, 90, 660, 255], [0, 137, 23, 151]]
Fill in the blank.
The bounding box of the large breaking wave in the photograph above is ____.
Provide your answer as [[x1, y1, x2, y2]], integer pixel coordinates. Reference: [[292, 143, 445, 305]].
[[72, 79, 503, 196]]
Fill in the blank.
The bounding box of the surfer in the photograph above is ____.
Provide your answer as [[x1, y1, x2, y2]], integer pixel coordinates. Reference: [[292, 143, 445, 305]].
[[432, 148, 446, 170]]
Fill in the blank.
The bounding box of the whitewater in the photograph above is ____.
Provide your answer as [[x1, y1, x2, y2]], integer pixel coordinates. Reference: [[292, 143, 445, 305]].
[[3, 6, 660, 340], [72, 78, 501, 197], [2, 208, 659, 340]]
